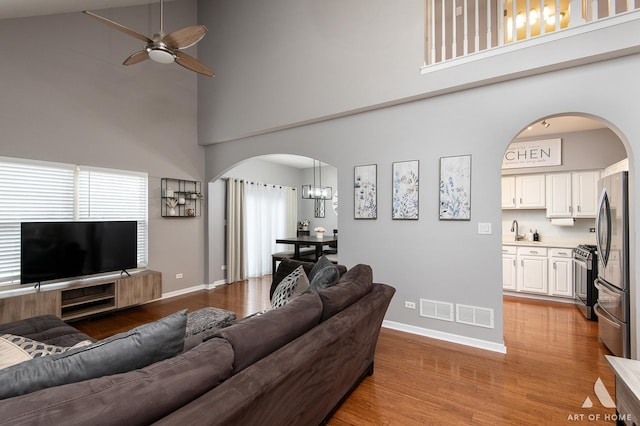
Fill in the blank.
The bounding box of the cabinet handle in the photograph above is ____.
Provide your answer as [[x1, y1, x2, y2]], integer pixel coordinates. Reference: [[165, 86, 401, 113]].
[[577, 205, 581, 212], [512, 198, 515, 204], [521, 260, 524, 266], [569, 206, 572, 212], [558, 252, 568, 256], [531, 250, 538, 254], [519, 198, 523, 204], [553, 262, 557, 269], [513, 259, 516, 266]]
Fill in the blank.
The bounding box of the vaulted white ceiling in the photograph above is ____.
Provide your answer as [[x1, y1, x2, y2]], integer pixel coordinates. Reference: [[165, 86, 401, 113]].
[[0, 0, 177, 20]]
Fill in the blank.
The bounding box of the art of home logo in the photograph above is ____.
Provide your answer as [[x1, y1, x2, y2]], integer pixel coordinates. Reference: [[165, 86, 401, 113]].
[[567, 377, 631, 422]]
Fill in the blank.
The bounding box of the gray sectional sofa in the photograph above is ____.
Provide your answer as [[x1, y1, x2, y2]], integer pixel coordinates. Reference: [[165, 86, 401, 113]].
[[0, 260, 395, 425]]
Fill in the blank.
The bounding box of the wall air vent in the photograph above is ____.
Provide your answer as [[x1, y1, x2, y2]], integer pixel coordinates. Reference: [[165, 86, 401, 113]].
[[420, 299, 454, 322], [456, 304, 494, 329]]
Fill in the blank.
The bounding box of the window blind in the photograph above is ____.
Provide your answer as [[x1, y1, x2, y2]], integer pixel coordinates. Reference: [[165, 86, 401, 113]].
[[0, 157, 148, 285], [77, 168, 148, 267]]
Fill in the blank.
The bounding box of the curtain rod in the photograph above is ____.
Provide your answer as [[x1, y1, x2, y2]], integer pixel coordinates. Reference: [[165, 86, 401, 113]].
[[221, 177, 297, 190]]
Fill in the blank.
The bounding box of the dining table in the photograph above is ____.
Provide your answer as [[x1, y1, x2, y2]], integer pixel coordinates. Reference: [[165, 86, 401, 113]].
[[275, 235, 338, 261]]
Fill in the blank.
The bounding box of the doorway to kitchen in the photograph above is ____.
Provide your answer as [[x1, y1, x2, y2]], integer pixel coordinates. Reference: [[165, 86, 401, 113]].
[[500, 114, 629, 349]]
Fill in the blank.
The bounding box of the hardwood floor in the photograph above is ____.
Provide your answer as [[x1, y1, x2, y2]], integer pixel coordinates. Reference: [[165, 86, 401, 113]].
[[72, 280, 617, 425]]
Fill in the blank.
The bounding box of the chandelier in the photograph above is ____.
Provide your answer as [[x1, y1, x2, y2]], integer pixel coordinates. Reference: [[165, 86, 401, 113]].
[[302, 159, 332, 200]]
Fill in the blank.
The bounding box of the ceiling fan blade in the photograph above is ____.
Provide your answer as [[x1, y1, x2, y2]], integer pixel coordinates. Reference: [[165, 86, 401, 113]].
[[175, 51, 214, 77], [123, 50, 150, 66], [163, 25, 207, 50], [83, 10, 152, 44]]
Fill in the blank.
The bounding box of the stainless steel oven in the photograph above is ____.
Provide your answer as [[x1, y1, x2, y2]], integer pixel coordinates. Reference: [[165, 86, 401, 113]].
[[574, 244, 597, 321]]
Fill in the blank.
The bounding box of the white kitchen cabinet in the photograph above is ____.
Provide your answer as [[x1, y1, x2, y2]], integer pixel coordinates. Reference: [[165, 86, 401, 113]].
[[572, 170, 600, 218], [501, 177, 517, 208], [502, 175, 546, 209], [546, 173, 572, 217], [516, 247, 548, 294], [502, 246, 517, 291], [548, 248, 574, 297], [546, 170, 600, 218]]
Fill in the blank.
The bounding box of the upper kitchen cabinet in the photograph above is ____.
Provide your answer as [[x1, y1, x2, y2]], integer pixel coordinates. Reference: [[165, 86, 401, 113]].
[[572, 170, 600, 217], [545, 170, 600, 218], [546, 173, 572, 217], [502, 175, 546, 209]]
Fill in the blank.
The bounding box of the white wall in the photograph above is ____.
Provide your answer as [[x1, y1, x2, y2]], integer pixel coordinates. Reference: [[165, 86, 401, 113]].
[[0, 1, 206, 294], [199, 0, 640, 354]]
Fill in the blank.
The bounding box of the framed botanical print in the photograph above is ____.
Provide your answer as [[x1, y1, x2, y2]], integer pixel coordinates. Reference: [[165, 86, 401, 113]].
[[354, 164, 377, 219], [392, 160, 419, 220], [439, 155, 471, 220]]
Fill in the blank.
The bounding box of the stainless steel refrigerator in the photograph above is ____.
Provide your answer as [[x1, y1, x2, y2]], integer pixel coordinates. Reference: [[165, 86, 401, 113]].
[[594, 171, 630, 358]]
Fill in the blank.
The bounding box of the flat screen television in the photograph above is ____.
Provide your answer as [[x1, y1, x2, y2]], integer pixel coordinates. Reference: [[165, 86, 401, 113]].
[[21, 221, 137, 285]]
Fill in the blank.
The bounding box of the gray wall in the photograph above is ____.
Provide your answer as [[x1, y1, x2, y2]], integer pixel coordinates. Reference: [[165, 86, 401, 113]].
[[199, 0, 640, 353], [0, 1, 206, 294]]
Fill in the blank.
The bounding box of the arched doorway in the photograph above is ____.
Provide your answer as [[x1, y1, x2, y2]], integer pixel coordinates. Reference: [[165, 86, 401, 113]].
[[500, 113, 631, 353], [206, 154, 338, 287]]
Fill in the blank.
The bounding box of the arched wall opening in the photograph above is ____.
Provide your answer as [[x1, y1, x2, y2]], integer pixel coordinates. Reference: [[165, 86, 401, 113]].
[[206, 154, 338, 286], [500, 112, 635, 357]]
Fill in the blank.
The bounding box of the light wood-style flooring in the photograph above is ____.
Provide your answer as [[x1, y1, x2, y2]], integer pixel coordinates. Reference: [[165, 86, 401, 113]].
[[72, 278, 617, 425]]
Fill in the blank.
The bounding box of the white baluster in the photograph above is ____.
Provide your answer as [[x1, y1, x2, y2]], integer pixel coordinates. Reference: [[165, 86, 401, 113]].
[[452, 0, 457, 59]]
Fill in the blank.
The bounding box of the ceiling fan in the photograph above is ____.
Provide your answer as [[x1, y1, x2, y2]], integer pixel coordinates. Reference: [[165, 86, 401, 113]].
[[83, 0, 214, 77]]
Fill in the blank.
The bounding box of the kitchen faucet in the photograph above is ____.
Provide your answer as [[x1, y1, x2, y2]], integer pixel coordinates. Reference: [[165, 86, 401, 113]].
[[510, 220, 521, 241]]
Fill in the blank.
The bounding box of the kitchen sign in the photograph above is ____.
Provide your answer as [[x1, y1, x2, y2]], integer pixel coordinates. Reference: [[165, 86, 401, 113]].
[[502, 138, 561, 169]]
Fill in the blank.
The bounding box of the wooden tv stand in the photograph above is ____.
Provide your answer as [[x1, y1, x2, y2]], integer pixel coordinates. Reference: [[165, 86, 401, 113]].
[[0, 270, 162, 324]]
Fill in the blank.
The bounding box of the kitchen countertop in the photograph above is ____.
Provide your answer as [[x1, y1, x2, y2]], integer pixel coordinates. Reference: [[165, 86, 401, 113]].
[[501, 238, 596, 249]]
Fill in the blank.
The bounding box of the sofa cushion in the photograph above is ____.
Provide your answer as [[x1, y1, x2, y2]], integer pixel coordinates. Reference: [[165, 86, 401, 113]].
[[212, 291, 323, 374], [270, 265, 309, 308], [0, 337, 234, 426], [316, 264, 374, 321], [0, 310, 187, 400], [309, 256, 340, 291]]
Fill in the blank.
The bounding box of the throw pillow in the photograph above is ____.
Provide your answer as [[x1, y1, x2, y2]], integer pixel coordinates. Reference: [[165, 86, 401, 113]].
[[309, 255, 340, 291], [0, 338, 31, 370], [0, 309, 187, 400], [271, 265, 309, 308], [0, 334, 92, 359]]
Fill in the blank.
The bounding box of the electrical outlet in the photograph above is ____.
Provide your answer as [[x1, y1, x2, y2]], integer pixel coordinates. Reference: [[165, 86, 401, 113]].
[[589, 228, 596, 233], [405, 301, 416, 310], [221, 265, 227, 270], [175, 273, 183, 279]]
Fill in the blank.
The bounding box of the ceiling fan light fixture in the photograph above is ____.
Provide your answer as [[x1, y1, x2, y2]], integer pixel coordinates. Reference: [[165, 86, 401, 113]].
[[148, 47, 175, 64]]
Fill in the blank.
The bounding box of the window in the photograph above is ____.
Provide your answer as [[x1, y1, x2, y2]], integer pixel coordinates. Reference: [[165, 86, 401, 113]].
[[0, 157, 148, 285]]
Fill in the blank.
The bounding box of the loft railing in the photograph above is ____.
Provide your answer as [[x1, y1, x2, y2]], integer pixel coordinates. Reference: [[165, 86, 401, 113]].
[[424, 0, 639, 66]]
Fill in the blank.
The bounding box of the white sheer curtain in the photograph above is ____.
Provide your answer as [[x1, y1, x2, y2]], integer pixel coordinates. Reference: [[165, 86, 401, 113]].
[[245, 182, 289, 277], [226, 179, 297, 280]]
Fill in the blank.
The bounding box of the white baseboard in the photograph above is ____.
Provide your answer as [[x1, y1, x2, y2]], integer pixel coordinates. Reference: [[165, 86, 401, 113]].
[[503, 291, 576, 304], [161, 279, 228, 299], [382, 320, 508, 354]]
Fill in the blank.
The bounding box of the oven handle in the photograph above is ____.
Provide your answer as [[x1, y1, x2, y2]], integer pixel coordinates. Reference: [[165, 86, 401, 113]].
[[593, 303, 622, 329]]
